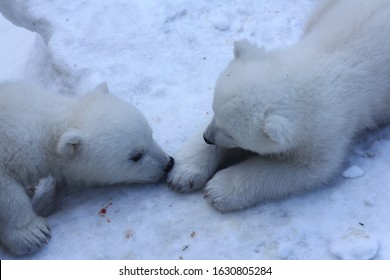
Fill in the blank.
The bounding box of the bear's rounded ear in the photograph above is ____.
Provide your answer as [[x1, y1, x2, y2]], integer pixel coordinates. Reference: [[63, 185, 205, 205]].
[[234, 39, 265, 60], [93, 82, 110, 95], [57, 129, 83, 157], [262, 115, 294, 145]]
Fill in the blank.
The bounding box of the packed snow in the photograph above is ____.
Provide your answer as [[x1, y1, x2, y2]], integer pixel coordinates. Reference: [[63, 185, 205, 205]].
[[0, 0, 389, 260], [342, 165, 365, 179]]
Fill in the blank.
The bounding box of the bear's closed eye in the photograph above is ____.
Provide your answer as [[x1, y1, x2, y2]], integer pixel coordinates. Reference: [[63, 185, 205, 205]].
[[130, 151, 143, 162]]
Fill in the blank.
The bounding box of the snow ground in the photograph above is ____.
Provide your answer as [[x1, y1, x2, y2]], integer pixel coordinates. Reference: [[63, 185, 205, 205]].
[[0, 0, 389, 260]]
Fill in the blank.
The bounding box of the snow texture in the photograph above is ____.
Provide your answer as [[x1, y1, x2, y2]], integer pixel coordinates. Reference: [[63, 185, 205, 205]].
[[0, 0, 390, 260], [343, 166, 365, 179], [330, 228, 380, 260]]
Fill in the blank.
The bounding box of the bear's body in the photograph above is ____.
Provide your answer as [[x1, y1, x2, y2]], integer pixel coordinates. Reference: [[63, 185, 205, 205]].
[[168, 0, 390, 211], [0, 82, 173, 255]]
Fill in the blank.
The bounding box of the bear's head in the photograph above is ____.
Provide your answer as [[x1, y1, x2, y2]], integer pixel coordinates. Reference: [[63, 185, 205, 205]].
[[55, 83, 174, 185], [203, 40, 306, 155]]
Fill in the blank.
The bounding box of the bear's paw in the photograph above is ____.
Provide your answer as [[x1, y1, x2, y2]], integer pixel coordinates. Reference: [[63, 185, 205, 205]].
[[1, 216, 51, 256]]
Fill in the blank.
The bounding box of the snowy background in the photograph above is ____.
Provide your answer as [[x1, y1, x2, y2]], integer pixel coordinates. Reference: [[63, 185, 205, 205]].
[[0, 0, 389, 260]]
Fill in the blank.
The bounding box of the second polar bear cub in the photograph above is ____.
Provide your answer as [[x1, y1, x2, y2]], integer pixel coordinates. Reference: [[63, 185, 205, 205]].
[[168, 0, 390, 211], [0, 82, 174, 256]]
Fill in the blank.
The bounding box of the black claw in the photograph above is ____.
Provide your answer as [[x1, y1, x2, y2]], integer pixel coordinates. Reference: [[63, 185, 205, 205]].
[[167, 182, 177, 191], [43, 228, 51, 239]]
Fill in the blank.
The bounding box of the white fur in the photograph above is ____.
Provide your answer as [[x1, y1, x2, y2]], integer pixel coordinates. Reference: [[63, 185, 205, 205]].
[[168, 0, 390, 211], [0, 82, 173, 255]]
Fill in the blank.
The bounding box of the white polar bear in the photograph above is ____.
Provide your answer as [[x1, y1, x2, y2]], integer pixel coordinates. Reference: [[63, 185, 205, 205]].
[[168, 0, 390, 211], [0, 82, 174, 256]]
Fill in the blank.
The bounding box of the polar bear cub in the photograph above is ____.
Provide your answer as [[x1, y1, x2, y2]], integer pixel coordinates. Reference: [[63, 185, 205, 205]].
[[0, 82, 174, 256], [168, 0, 390, 211]]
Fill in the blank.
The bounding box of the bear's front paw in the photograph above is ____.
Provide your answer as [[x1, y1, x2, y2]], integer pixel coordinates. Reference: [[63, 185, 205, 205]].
[[203, 171, 249, 212], [167, 163, 212, 193], [1, 216, 51, 256]]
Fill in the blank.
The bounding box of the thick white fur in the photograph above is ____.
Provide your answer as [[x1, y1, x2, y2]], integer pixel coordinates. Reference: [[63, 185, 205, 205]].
[[0, 82, 172, 255], [168, 0, 390, 211]]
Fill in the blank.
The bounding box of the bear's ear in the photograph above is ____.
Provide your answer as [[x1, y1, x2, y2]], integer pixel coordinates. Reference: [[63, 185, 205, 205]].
[[93, 82, 110, 95], [57, 129, 83, 157], [262, 115, 294, 145], [234, 39, 265, 60]]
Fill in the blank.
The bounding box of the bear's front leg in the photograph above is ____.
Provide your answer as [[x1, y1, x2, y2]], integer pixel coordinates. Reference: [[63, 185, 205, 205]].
[[0, 175, 51, 256], [167, 128, 256, 193], [204, 156, 337, 212], [167, 133, 228, 192]]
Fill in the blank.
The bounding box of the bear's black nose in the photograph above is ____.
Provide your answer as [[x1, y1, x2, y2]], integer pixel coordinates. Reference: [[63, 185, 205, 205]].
[[203, 134, 214, 145], [164, 156, 175, 173]]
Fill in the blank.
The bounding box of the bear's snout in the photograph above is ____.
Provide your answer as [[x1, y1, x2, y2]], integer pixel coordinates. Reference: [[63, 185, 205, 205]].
[[203, 119, 216, 145], [164, 156, 175, 173]]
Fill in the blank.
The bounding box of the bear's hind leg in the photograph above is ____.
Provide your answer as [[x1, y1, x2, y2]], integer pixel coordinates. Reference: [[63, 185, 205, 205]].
[[0, 175, 50, 256]]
